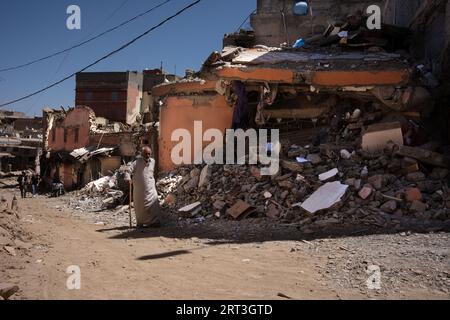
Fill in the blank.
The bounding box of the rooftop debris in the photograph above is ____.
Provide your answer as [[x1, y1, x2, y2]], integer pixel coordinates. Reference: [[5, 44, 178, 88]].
[[70, 147, 116, 163]]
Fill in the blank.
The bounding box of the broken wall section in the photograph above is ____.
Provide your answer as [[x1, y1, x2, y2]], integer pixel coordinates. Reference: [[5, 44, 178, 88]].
[[251, 0, 384, 47]]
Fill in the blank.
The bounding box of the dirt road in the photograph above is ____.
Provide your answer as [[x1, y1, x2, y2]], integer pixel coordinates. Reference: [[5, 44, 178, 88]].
[[1, 189, 449, 300]]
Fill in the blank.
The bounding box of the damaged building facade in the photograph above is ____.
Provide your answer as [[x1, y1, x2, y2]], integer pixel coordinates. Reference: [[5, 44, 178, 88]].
[[147, 0, 450, 229], [152, 0, 450, 172], [75, 71, 143, 125], [41, 105, 142, 190], [37, 0, 450, 207], [0, 110, 42, 174], [41, 70, 176, 191]]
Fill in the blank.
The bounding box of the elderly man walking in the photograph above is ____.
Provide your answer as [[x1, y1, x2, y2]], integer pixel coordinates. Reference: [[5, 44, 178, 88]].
[[126, 146, 162, 228]]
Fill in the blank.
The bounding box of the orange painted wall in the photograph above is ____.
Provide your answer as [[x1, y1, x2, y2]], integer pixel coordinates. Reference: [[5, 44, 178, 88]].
[[48, 107, 91, 152], [158, 94, 233, 171]]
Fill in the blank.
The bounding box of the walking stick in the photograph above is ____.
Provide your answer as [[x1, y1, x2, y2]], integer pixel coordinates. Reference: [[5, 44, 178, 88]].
[[128, 181, 133, 228]]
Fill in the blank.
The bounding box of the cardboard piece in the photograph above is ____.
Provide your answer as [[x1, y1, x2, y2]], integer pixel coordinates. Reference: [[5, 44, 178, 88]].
[[362, 122, 403, 153]]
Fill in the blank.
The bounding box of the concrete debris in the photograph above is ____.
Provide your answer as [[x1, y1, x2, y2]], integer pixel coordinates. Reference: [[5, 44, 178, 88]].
[[405, 188, 423, 202], [178, 202, 202, 217], [396, 146, 450, 168], [82, 176, 117, 194], [0, 284, 19, 300], [380, 200, 398, 213], [226, 200, 256, 220], [300, 182, 348, 214], [358, 186, 373, 200], [410, 200, 428, 213], [319, 168, 339, 181], [151, 111, 450, 229]]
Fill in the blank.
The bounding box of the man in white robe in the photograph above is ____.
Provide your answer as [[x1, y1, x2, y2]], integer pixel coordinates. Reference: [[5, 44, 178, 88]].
[[126, 146, 162, 228]]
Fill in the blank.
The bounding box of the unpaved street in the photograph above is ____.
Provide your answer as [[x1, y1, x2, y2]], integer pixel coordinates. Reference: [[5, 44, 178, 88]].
[[1, 189, 449, 300]]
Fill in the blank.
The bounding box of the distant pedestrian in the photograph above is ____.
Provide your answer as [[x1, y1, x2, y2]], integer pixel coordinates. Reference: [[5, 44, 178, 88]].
[[31, 173, 39, 197], [17, 171, 27, 198], [51, 175, 64, 197]]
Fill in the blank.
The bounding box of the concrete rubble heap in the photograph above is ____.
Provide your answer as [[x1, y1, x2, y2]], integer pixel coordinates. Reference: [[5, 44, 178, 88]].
[[155, 113, 450, 233]]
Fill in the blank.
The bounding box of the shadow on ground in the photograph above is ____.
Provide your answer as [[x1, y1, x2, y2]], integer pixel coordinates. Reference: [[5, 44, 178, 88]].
[[98, 213, 450, 246]]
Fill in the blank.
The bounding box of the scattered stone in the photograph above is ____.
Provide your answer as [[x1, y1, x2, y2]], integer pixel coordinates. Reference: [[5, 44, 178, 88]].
[[3, 246, 16, 256], [340, 149, 352, 159], [417, 181, 442, 194], [213, 200, 226, 211], [278, 180, 294, 190], [0, 284, 19, 300], [429, 168, 449, 180], [406, 172, 426, 182], [178, 202, 202, 217], [266, 204, 280, 219], [319, 168, 339, 181], [198, 165, 212, 188], [263, 191, 273, 199], [190, 168, 201, 178], [368, 175, 384, 190], [281, 160, 303, 173], [164, 194, 176, 206], [410, 201, 427, 213], [314, 218, 340, 227], [359, 185, 373, 200], [405, 188, 423, 202], [345, 178, 356, 187], [250, 166, 262, 180], [380, 200, 397, 213], [280, 190, 289, 200], [183, 176, 199, 192], [307, 154, 322, 165], [226, 200, 256, 220]]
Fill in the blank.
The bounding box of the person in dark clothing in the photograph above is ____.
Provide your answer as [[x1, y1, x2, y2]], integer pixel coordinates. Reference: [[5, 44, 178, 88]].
[[17, 171, 27, 199], [51, 175, 64, 197], [231, 81, 249, 130], [31, 173, 39, 197]]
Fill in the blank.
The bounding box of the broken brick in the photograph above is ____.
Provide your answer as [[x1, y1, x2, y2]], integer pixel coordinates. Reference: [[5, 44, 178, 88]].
[[358, 185, 373, 200], [405, 188, 423, 202]]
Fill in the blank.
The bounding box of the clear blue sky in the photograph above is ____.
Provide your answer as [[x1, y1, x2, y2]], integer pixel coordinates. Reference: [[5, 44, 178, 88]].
[[0, 0, 256, 116]]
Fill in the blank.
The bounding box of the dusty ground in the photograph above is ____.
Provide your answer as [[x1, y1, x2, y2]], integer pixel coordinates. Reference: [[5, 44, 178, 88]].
[[0, 187, 449, 300]]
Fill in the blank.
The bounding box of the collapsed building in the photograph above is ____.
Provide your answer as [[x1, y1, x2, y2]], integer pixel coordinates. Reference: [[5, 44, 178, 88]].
[[142, 0, 450, 228], [41, 69, 176, 191], [0, 110, 42, 175], [38, 0, 450, 230], [41, 105, 144, 191], [153, 0, 450, 171]]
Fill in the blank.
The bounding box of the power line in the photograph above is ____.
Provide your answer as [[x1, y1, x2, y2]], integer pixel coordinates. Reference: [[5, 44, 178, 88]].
[[235, 10, 256, 32], [22, 0, 131, 116], [0, 0, 171, 73], [0, 0, 202, 108]]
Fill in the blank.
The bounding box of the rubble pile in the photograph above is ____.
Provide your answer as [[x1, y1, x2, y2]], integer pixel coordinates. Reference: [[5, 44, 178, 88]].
[[68, 168, 129, 213], [0, 196, 33, 258], [157, 114, 450, 233]]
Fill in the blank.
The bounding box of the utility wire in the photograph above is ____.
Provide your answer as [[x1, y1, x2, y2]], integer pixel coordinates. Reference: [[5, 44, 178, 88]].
[[0, 0, 171, 73], [235, 10, 256, 32], [0, 0, 202, 108], [23, 0, 130, 115]]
